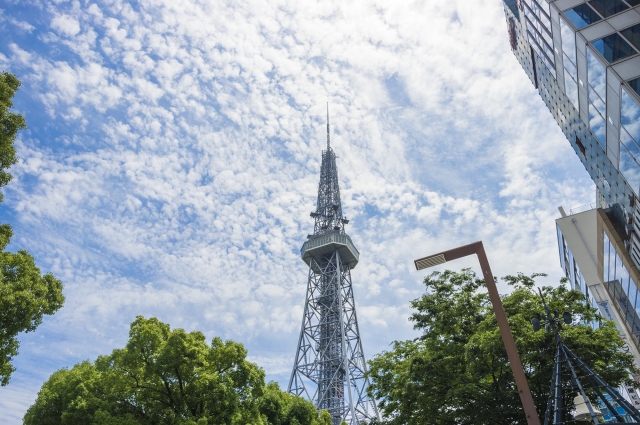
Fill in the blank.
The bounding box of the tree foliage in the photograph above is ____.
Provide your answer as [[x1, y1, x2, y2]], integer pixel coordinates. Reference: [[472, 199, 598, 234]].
[[0, 71, 23, 192], [0, 72, 64, 386], [367, 269, 638, 425], [24, 316, 328, 425]]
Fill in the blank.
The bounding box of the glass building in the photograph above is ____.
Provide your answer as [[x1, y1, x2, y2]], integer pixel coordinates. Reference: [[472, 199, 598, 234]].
[[502, 0, 640, 414], [503, 0, 640, 264], [556, 207, 640, 414]]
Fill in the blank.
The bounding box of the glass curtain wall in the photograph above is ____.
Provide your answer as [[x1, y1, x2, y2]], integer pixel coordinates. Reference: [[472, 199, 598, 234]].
[[523, 0, 556, 77], [587, 49, 608, 148], [560, 17, 580, 110], [621, 24, 640, 52], [563, 3, 602, 29], [619, 88, 640, 195], [588, 0, 629, 18], [592, 32, 637, 63], [629, 77, 640, 97], [603, 232, 640, 343], [558, 225, 600, 329]]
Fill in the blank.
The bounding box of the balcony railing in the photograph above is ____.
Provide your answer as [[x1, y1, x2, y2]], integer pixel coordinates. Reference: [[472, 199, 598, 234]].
[[300, 232, 359, 261], [569, 203, 597, 215]]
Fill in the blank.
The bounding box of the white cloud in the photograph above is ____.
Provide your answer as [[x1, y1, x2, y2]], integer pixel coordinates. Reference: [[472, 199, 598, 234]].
[[51, 14, 80, 37], [0, 0, 595, 422]]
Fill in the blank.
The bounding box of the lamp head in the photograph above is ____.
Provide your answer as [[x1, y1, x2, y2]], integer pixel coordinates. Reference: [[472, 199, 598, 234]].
[[414, 254, 446, 270]]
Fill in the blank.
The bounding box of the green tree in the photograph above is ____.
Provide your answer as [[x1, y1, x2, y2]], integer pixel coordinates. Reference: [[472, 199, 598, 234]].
[[0, 71, 64, 386], [25, 316, 325, 425], [317, 411, 332, 425], [367, 269, 638, 425], [0, 71, 23, 191], [259, 382, 327, 425]]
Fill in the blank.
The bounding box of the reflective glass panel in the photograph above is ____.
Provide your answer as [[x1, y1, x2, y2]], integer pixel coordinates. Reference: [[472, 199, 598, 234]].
[[590, 103, 607, 148], [588, 0, 629, 17], [619, 144, 640, 195], [560, 17, 577, 65], [626, 0, 640, 5], [617, 251, 624, 280], [565, 72, 580, 109], [604, 233, 611, 281], [587, 49, 607, 99], [621, 128, 640, 157], [564, 53, 577, 78], [630, 282, 640, 313], [630, 78, 640, 97], [589, 86, 606, 117], [621, 24, 640, 52], [592, 32, 636, 63], [622, 89, 640, 145], [504, 0, 520, 18], [535, 0, 550, 15], [564, 4, 602, 29], [557, 225, 564, 269], [526, 18, 554, 62], [621, 266, 631, 297]]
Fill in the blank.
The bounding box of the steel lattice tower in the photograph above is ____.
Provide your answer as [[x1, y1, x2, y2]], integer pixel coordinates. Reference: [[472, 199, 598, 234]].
[[288, 106, 380, 425]]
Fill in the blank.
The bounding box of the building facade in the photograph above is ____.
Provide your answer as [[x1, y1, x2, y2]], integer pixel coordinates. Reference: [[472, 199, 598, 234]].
[[556, 207, 640, 416], [502, 0, 640, 416]]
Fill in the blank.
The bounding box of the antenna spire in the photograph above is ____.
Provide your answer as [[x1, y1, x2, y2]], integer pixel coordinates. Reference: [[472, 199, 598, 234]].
[[327, 103, 330, 150]]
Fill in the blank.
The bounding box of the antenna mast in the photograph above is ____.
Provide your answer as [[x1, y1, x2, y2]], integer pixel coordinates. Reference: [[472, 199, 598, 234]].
[[327, 103, 330, 150]]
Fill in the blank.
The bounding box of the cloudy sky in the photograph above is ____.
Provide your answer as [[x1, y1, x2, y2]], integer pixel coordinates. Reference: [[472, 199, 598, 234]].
[[0, 0, 594, 422]]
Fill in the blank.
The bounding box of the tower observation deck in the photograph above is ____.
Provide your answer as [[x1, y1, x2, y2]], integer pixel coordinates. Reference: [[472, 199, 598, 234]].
[[288, 106, 380, 425]]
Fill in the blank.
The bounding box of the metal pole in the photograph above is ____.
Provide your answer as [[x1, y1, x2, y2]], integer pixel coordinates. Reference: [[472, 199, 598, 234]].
[[552, 346, 563, 425], [560, 345, 612, 424], [414, 241, 541, 425], [476, 244, 541, 425], [564, 346, 640, 422], [543, 346, 559, 425]]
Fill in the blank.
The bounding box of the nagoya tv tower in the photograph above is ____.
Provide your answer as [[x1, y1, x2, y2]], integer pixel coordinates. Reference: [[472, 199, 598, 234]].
[[288, 105, 380, 425]]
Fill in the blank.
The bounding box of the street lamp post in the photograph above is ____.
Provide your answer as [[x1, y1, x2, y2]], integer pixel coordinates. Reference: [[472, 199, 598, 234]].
[[414, 240, 541, 425]]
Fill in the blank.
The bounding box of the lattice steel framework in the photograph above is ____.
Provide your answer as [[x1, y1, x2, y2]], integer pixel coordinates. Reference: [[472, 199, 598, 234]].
[[288, 106, 379, 425]]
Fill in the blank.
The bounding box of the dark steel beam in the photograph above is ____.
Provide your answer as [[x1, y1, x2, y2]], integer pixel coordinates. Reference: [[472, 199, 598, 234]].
[[414, 240, 541, 425]]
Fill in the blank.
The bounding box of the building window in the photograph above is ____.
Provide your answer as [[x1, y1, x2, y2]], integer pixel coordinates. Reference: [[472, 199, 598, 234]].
[[619, 143, 640, 196], [503, 0, 520, 19], [560, 17, 580, 110], [622, 88, 640, 151], [565, 71, 580, 110], [588, 0, 629, 18], [560, 18, 577, 67], [629, 78, 640, 97], [576, 136, 586, 156], [523, 0, 556, 76], [603, 232, 640, 345], [621, 24, 640, 52], [592, 32, 637, 63], [557, 225, 565, 270], [564, 4, 602, 29], [604, 231, 611, 281], [587, 49, 607, 148]]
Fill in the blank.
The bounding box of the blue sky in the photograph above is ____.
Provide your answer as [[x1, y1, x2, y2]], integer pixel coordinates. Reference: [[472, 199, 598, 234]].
[[0, 0, 594, 422]]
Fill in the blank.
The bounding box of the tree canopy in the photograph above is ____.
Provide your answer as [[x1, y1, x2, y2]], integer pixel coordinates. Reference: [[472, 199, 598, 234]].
[[0, 71, 23, 193], [0, 71, 64, 386], [24, 316, 329, 425], [367, 269, 638, 425]]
